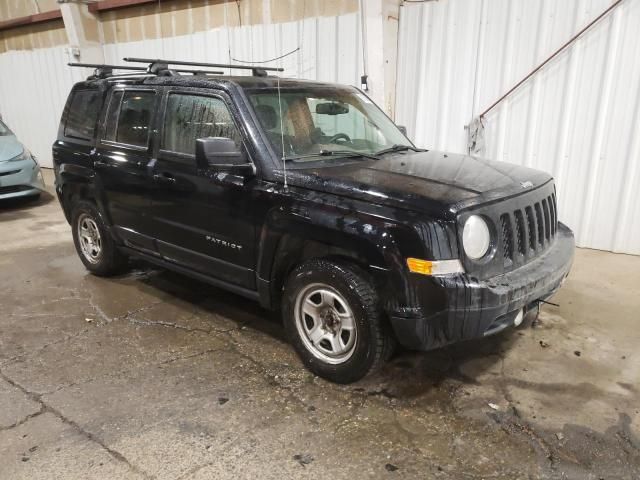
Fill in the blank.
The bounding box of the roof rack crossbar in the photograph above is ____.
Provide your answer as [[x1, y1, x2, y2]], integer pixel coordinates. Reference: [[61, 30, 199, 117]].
[[69, 60, 273, 81], [123, 57, 284, 76], [69, 62, 150, 80], [68, 62, 147, 71], [69, 62, 223, 80]]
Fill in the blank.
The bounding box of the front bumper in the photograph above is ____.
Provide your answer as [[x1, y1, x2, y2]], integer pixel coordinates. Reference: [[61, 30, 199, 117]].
[[0, 159, 44, 199], [390, 222, 575, 350]]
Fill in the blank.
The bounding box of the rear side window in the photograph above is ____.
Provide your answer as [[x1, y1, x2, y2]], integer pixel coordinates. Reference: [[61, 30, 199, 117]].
[[64, 89, 103, 141], [104, 90, 155, 148], [162, 93, 242, 155]]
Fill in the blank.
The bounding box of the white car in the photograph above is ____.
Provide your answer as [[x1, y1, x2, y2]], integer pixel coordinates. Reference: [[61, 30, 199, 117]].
[[0, 118, 44, 199]]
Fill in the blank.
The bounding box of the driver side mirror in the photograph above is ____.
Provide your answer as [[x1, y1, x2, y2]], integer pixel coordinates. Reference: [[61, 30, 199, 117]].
[[195, 137, 255, 176]]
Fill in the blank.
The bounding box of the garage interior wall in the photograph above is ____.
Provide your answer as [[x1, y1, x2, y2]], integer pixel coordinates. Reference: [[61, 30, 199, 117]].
[[396, 0, 640, 255], [0, 0, 363, 168], [1, 0, 638, 255]]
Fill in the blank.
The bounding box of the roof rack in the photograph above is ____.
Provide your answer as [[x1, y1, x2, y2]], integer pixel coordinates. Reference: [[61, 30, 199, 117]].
[[123, 57, 284, 77], [69, 62, 225, 80]]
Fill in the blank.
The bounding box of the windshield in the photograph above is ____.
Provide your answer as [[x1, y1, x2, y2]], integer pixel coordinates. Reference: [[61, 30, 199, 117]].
[[247, 86, 412, 161], [0, 120, 11, 136]]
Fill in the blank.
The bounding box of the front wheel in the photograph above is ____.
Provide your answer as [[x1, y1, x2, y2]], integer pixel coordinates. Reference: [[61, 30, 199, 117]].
[[282, 259, 394, 383]]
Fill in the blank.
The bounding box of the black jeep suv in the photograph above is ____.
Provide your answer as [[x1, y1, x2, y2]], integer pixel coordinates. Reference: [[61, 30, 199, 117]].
[[54, 60, 574, 383]]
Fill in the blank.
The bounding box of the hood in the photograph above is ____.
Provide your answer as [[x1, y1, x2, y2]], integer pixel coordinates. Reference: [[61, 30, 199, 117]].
[[0, 135, 23, 162], [286, 150, 553, 218]]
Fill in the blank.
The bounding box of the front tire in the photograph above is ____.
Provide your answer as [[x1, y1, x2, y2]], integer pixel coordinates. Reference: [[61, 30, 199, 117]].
[[71, 201, 127, 276], [282, 259, 394, 383]]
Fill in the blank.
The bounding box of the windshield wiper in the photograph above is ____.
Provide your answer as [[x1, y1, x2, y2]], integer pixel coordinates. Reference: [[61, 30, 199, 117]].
[[284, 149, 380, 162], [374, 144, 426, 156]]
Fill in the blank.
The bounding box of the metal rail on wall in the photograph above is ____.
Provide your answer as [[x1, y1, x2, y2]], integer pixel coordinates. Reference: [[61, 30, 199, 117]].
[[467, 0, 626, 154]]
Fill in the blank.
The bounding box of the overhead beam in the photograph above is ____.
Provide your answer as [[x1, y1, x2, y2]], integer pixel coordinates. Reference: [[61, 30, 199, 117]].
[[0, 9, 62, 33], [88, 0, 166, 14]]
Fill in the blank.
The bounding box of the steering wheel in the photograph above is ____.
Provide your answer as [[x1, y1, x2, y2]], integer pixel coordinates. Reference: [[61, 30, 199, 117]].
[[328, 133, 352, 144]]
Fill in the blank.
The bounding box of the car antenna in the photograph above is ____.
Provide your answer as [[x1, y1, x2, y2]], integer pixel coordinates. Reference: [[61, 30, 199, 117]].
[[277, 75, 287, 190]]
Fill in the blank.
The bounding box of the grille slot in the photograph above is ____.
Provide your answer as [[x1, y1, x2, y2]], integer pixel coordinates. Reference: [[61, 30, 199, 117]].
[[500, 214, 514, 263], [525, 206, 536, 251], [549, 194, 557, 235], [514, 210, 526, 255], [542, 199, 551, 241], [534, 203, 544, 246], [0, 185, 31, 195]]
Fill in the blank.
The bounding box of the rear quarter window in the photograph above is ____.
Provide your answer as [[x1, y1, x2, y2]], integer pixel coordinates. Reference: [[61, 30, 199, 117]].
[[64, 89, 103, 141]]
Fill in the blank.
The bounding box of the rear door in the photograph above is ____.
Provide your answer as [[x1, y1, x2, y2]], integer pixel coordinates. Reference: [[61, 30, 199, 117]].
[[149, 88, 258, 288], [93, 87, 159, 254]]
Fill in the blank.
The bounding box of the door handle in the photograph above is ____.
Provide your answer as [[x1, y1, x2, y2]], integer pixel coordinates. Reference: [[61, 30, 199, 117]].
[[153, 172, 176, 185]]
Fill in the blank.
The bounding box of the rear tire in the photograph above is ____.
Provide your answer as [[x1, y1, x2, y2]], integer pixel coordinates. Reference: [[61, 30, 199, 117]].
[[282, 259, 394, 384], [71, 201, 128, 276]]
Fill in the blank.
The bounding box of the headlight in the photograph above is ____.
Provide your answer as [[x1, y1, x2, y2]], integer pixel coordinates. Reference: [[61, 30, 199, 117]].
[[462, 215, 491, 259], [8, 148, 30, 163]]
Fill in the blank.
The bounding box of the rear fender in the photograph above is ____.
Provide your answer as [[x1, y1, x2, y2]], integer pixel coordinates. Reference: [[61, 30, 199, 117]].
[[56, 163, 111, 227]]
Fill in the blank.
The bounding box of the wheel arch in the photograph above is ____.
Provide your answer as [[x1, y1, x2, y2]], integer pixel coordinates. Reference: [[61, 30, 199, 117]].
[[57, 163, 109, 225], [256, 213, 403, 310]]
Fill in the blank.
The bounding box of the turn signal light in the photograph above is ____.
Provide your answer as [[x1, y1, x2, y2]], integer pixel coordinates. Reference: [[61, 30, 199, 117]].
[[407, 258, 433, 275], [406, 258, 464, 276]]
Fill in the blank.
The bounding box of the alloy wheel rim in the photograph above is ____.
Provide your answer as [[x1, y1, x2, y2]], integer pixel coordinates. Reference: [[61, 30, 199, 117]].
[[294, 283, 357, 364], [77, 214, 102, 264]]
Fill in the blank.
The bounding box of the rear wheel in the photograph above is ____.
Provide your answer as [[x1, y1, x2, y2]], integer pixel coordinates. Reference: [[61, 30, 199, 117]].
[[71, 201, 127, 276], [282, 259, 394, 383]]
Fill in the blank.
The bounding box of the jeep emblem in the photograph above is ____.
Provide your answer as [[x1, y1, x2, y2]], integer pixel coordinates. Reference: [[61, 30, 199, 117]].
[[520, 181, 534, 189]]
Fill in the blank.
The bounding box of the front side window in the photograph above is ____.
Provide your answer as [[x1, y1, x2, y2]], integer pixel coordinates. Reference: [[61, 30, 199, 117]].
[[104, 90, 155, 147], [162, 93, 242, 155], [247, 87, 411, 160], [64, 89, 103, 141]]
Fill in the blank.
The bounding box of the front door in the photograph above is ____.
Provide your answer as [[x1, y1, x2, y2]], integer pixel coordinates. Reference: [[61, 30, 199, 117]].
[[149, 89, 257, 288], [93, 88, 159, 254]]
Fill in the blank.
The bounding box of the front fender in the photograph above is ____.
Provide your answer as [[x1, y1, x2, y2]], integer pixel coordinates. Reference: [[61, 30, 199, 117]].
[[256, 200, 441, 313]]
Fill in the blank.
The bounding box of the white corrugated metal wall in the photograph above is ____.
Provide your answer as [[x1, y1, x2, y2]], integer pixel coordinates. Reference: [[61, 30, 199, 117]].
[[0, 47, 85, 168], [396, 0, 640, 255], [102, 13, 362, 85], [2, 0, 638, 254], [0, 9, 361, 171]]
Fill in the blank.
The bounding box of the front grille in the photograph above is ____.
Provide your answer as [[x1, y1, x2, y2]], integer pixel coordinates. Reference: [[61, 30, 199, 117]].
[[459, 181, 559, 279], [0, 185, 31, 195], [500, 193, 558, 266]]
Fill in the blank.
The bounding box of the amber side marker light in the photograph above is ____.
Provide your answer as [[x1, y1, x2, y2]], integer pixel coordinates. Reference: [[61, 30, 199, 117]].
[[406, 258, 464, 276]]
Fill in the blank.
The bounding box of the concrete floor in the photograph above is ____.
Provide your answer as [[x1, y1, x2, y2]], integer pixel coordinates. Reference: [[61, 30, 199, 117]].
[[0, 170, 638, 479]]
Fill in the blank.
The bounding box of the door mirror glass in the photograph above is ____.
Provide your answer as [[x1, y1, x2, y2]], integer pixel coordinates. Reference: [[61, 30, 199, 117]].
[[196, 137, 254, 175]]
